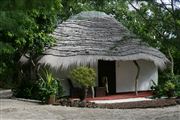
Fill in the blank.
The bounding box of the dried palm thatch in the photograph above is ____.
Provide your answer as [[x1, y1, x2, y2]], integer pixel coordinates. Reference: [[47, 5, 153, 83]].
[[38, 11, 169, 70]]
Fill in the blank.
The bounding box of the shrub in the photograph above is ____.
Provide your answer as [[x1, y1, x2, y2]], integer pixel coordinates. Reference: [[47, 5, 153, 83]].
[[70, 66, 96, 88], [164, 81, 175, 92], [37, 68, 59, 102], [12, 67, 63, 102], [151, 73, 179, 98], [151, 81, 164, 98], [12, 80, 40, 99], [164, 81, 175, 98], [70, 66, 96, 100], [173, 75, 180, 97], [161, 73, 180, 97]]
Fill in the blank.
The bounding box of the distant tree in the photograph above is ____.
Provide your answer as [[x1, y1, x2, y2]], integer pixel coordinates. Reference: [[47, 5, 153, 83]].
[[0, 0, 62, 85], [0, 0, 179, 89], [126, 0, 180, 75]]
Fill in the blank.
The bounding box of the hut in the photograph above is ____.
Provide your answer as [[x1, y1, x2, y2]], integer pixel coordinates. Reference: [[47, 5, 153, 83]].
[[38, 11, 169, 96]]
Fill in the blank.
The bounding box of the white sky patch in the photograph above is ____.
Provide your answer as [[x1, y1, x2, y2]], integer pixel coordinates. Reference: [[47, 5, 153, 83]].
[[128, 0, 180, 10], [128, 1, 148, 11], [146, 9, 153, 16], [156, 0, 180, 9]]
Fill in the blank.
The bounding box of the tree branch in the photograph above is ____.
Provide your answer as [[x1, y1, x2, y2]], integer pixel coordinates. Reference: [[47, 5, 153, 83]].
[[168, 48, 174, 75], [133, 60, 140, 96], [160, 0, 173, 15], [128, 1, 167, 41]]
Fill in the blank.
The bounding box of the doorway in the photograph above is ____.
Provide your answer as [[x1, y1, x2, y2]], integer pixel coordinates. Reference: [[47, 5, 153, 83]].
[[98, 60, 116, 94]]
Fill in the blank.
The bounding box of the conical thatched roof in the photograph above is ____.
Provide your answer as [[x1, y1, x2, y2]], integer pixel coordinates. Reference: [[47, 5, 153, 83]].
[[38, 11, 169, 70]]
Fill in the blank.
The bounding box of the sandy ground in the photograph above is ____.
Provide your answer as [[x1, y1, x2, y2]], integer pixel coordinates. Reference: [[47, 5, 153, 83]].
[[0, 89, 180, 120], [0, 98, 179, 120], [0, 89, 12, 99]]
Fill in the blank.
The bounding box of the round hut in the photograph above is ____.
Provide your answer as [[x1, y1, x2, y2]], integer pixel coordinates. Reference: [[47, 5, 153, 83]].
[[38, 11, 169, 96]]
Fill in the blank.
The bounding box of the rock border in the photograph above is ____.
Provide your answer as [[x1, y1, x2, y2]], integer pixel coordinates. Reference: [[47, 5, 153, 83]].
[[54, 98, 180, 109]]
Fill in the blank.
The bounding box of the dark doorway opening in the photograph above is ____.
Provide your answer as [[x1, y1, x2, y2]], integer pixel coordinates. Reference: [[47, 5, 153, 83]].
[[98, 60, 116, 94]]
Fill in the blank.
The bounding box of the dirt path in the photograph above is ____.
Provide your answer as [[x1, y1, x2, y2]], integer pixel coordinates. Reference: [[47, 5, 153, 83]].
[[0, 99, 180, 120]]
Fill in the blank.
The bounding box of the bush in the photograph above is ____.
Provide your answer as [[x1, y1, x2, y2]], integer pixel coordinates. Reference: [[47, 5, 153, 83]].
[[70, 66, 96, 88], [37, 68, 60, 102], [70, 66, 96, 100], [161, 74, 180, 97], [151, 81, 164, 98], [164, 81, 175, 91], [172, 75, 180, 97], [13, 67, 64, 102], [151, 73, 180, 98], [12, 80, 40, 99], [164, 81, 175, 98]]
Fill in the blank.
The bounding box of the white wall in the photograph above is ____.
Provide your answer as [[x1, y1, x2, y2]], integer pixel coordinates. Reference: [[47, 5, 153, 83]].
[[51, 59, 158, 96], [51, 67, 71, 96], [116, 60, 158, 93]]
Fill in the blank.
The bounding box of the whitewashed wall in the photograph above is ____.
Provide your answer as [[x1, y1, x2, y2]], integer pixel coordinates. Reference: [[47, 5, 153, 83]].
[[51, 59, 158, 96], [116, 60, 158, 93], [51, 67, 71, 96]]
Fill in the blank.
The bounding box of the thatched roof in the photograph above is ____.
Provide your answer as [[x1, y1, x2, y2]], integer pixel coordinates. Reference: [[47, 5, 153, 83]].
[[38, 11, 169, 70]]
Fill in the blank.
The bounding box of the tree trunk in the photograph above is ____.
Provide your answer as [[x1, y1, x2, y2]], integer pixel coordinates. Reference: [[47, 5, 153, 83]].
[[79, 87, 88, 101], [168, 48, 174, 75], [91, 86, 95, 98], [133, 60, 140, 96]]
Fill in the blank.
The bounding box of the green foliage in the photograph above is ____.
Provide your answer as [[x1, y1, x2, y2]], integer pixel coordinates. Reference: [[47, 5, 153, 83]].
[[60, 0, 95, 21], [0, 0, 180, 96], [0, 0, 61, 11], [37, 68, 61, 102], [121, 1, 180, 75], [159, 73, 180, 94], [0, 41, 15, 84], [12, 68, 63, 101], [0, 9, 57, 55], [164, 81, 175, 92], [70, 66, 96, 88], [12, 80, 39, 99], [165, 74, 180, 97], [151, 73, 180, 98], [0, 0, 62, 86], [151, 81, 164, 98]]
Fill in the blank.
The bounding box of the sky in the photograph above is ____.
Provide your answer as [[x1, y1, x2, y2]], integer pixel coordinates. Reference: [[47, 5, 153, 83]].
[[129, 0, 180, 10], [156, 0, 180, 9]]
